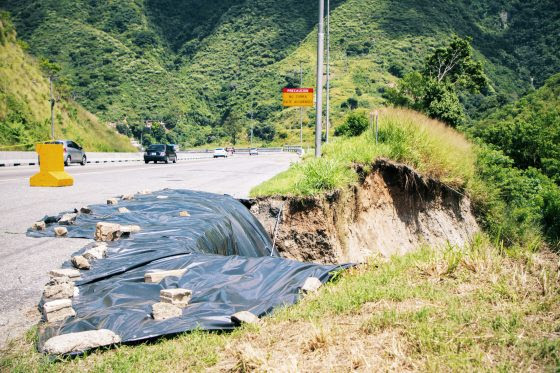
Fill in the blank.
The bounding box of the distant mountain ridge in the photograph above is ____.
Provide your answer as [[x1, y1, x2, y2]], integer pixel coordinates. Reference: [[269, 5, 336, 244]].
[[0, 0, 558, 146]]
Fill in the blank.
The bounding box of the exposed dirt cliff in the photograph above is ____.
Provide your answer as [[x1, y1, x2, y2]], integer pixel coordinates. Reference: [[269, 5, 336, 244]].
[[242, 159, 479, 264]]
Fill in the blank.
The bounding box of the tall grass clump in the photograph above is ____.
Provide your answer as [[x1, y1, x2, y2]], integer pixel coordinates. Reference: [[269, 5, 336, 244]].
[[251, 107, 475, 197]]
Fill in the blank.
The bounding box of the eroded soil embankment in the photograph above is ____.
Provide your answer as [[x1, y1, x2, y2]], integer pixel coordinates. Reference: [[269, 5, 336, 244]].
[[243, 159, 479, 264]]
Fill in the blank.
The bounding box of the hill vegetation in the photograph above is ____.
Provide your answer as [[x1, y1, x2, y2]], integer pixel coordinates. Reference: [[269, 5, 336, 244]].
[[0, 12, 135, 151], [0, 0, 558, 147]]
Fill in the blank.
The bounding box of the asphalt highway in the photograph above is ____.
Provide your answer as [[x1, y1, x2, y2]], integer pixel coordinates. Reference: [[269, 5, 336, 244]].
[[0, 153, 297, 346]]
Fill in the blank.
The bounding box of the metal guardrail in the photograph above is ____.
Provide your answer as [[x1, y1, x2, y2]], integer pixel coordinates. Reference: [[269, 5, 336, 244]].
[[0, 147, 295, 167]]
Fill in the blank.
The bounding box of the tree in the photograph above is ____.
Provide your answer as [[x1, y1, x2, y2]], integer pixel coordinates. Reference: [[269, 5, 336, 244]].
[[386, 36, 488, 126], [334, 111, 369, 137], [222, 111, 243, 144]]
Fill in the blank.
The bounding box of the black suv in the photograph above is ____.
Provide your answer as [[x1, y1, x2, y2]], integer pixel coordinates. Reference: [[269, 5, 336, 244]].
[[144, 144, 177, 164]]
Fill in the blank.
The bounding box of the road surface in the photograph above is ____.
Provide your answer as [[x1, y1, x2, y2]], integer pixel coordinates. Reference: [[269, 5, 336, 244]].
[[0, 153, 297, 346]]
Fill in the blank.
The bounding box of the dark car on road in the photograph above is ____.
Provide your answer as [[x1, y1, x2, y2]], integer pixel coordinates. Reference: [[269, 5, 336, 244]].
[[44, 140, 87, 166], [144, 144, 177, 164]]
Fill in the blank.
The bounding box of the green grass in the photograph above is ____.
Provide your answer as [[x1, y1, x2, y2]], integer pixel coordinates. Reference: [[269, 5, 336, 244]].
[[2, 234, 558, 371], [251, 107, 475, 197]]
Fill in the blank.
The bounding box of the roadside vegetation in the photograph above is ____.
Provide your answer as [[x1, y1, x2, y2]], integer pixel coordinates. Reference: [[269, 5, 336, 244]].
[[2, 234, 559, 371]]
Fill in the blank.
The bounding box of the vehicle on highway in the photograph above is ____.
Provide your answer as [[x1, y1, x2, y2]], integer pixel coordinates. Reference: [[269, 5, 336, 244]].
[[213, 148, 228, 158], [44, 140, 87, 166], [249, 148, 258, 156], [144, 144, 177, 164]]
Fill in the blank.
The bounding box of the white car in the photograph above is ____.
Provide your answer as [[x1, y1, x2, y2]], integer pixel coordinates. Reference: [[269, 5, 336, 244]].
[[213, 148, 228, 158], [249, 148, 258, 156]]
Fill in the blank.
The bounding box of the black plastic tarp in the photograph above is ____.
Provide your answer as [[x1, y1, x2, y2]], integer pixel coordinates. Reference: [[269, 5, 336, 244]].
[[28, 189, 345, 352]]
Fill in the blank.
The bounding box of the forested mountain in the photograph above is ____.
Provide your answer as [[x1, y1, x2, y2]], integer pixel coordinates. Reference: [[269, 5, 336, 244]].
[[0, 12, 134, 151], [0, 0, 558, 147]]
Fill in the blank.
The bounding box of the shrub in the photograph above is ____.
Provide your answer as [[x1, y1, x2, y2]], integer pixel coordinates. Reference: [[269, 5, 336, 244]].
[[335, 112, 369, 137]]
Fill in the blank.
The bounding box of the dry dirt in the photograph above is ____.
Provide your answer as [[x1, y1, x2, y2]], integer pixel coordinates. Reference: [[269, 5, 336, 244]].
[[245, 159, 479, 264]]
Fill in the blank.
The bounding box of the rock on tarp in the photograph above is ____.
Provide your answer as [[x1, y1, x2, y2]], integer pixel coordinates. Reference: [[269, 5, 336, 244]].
[[28, 189, 346, 354]]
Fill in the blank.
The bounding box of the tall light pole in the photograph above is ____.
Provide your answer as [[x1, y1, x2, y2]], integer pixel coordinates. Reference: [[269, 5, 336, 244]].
[[325, 0, 331, 144], [49, 76, 55, 140], [299, 61, 303, 148], [314, 0, 325, 158]]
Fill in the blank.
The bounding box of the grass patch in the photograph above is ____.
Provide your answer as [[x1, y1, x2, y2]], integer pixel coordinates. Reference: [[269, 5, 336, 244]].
[[2, 235, 558, 371], [251, 107, 475, 197]]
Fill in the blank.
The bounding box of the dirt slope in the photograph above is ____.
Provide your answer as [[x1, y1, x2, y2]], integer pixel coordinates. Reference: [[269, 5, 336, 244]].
[[245, 159, 479, 264]]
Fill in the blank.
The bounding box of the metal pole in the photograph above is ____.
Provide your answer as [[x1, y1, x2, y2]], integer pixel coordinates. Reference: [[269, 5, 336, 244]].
[[325, 0, 330, 144], [314, 0, 325, 158], [49, 76, 55, 140], [299, 61, 303, 148], [250, 109, 254, 146], [375, 110, 379, 145]]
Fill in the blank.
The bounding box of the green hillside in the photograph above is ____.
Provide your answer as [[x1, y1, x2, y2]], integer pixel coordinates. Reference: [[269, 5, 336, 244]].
[[0, 0, 558, 147], [0, 13, 135, 151]]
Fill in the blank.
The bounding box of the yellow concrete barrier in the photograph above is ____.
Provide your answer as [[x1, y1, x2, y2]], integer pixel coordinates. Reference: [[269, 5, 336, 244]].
[[30, 143, 74, 187]]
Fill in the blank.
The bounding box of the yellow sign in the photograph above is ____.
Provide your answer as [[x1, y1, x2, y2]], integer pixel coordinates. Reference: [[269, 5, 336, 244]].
[[282, 88, 314, 107], [30, 143, 74, 187]]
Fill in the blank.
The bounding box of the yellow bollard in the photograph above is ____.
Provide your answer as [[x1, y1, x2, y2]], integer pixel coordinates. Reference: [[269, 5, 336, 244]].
[[30, 143, 74, 187]]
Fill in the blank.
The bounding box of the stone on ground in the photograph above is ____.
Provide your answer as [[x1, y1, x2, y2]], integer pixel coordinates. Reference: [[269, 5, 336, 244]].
[[107, 198, 118, 205], [43, 299, 76, 322], [144, 269, 187, 283], [71, 255, 90, 270], [54, 227, 68, 237], [231, 311, 260, 325], [121, 225, 141, 234], [179, 210, 190, 217], [49, 268, 81, 279], [58, 213, 77, 225], [95, 222, 122, 241], [42, 329, 121, 355], [152, 302, 182, 320], [121, 194, 134, 201], [301, 277, 322, 293], [83, 244, 107, 260], [160, 288, 192, 308], [43, 276, 74, 300], [79, 206, 92, 214], [32, 221, 46, 230], [117, 207, 130, 213]]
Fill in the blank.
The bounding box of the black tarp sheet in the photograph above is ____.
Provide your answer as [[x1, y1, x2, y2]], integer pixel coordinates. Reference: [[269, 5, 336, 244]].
[[28, 189, 345, 352]]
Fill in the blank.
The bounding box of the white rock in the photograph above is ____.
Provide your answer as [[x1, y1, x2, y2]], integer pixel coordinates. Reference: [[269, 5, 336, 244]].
[[83, 245, 107, 260], [32, 221, 46, 230], [160, 288, 192, 308], [107, 198, 118, 205], [43, 277, 74, 301], [121, 225, 141, 234], [59, 213, 77, 225], [301, 277, 322, 293], [71, 255, 90, 270], [42, 329, 121, 355], [179, 210, 190, 217], [152, 302, 182, 320], [54, 227, 68, 237], [73, 287, 79, 297], [49, 268, 80, 279], [117, 207, 130, 214], [231, 311, 260, 325], [138, 189, 151, 195], [43, 299, 76, 322], [95, 222, 122, 241], [144, 269, 187, 283], [121, 194, 134, 201]]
